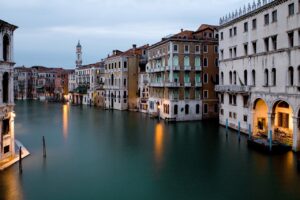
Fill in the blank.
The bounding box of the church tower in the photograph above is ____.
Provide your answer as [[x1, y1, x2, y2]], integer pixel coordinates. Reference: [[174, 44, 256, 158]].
[[76, 40, 82, 68]]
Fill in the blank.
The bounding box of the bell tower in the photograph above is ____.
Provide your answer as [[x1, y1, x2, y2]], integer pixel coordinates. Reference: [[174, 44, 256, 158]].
[[76, 40, 82, 68]]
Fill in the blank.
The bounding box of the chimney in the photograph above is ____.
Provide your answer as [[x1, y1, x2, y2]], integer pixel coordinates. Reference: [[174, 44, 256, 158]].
[[132, 44, 137, 50], [181, 28, 184, 32]]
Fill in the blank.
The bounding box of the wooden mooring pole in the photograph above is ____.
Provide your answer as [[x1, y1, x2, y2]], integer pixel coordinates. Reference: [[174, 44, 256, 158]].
[[19, 146, 22, 174], [43, 136, 46, 158]]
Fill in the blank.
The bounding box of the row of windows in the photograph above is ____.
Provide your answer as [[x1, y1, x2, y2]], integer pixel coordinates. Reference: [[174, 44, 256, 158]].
[[220, 2, 299, 40], [150, 56, 218, 68], [220, 30, 299, 59], [105, 61, 127, 70], [220, 109, 248, 122]]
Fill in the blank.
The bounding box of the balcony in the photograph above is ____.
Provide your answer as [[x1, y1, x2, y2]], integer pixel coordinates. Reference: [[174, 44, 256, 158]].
[[165, 82, 180, 87], [184, 66, 191, 71], [195, 66, 202, 71], [149, 82, 164, 87], [215, 85, 251, 93], [166, 66, 180, 71], [184, 82, 191, 87], [195, 82, 202, 87]]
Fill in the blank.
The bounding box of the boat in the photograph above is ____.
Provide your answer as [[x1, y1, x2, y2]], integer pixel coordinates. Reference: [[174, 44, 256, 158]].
[[247, 137, 291, 154]]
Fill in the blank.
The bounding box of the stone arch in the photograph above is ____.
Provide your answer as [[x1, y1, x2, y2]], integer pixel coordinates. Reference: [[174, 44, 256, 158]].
[[271, 100, 294, 146], [252, 98, 269, 136]]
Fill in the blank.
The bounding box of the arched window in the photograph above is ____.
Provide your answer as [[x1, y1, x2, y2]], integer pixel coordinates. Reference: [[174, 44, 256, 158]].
[[221, 72, 224, 85], [174, 105, 178, 115], [196, 104, 200, 114], [244, 70, 247, 85], [271, 68, 276, 86], [233, 71, 237, 85], [184, 56, 190, 67], [173, 56, 179, 66], [3, 34, 10, 62], [3, 72, 9, 103], [252, 70, 256, 86], [185, 104, 189, 115], [229, 71, 232, 84], [264, 69, 269, 86], [288, 66, 294, 86]]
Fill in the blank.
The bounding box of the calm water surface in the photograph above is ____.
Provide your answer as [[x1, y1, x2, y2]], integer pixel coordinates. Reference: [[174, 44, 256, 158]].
[[1, 101, 300, 200]]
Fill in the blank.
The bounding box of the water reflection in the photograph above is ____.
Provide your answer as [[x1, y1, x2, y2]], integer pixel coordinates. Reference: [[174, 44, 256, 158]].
[[0, 169, 23, 200], [62, 104, 69, 139], [154, 122, 164, 169]]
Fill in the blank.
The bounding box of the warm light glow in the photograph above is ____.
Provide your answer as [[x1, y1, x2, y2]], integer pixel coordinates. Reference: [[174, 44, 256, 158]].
[[154, 123, 164, 167], [62, 104, 69, 139], [157, 105, 160, 110], [2, 169, 24, 200]]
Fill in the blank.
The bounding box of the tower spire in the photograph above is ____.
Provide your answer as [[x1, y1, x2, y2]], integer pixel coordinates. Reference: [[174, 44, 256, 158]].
[[76, 40, 82, 68]]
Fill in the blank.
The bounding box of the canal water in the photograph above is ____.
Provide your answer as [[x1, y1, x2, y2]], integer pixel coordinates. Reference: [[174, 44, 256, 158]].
[[1, 101, 300, 200]]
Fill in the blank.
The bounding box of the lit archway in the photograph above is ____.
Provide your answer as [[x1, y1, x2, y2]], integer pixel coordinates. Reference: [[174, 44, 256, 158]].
[[252, 98, 268, 137], [272, 100, 293, 146]]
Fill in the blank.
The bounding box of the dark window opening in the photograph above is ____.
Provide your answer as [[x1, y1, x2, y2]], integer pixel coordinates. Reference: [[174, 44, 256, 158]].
[[2, 119, 9, 135], [196, 104, 200, 114], [3, 35, 9, 62], [4, 145, 9, 154], [185, 104, 189, 115], [174, 105, 178, 115], [3, 72, 9, 103]]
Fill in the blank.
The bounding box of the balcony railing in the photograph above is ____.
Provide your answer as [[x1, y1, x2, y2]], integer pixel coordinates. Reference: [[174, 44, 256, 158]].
[[184, 82, 191, 87], [195, 82, 202, 87], [195, 66, 202, 71], [149, 82, 164, 87], [184, 66, 191, 71], [215, 85, 251, 93], [165, 82, 180, 87], [166, 66, 180, 71]]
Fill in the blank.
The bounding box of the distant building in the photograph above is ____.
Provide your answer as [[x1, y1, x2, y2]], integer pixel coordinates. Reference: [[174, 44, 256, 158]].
[[103, 44, 148, 110], [217, 0, 300, 151], [147, 25, 219, 121]]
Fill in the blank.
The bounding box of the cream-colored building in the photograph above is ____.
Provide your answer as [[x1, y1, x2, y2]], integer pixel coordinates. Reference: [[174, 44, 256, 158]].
[[217, 0, 300, 151]]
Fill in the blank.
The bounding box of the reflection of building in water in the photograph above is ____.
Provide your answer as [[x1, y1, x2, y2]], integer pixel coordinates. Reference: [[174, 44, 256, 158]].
[[1, 170, 24, 200], [62, 104, 69, 139], [154, 123, 164, 166]]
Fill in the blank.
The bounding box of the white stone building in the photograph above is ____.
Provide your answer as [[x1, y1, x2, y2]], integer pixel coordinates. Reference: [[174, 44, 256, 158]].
[[0, 20, 17, 162], [217, 0, 300, 151]]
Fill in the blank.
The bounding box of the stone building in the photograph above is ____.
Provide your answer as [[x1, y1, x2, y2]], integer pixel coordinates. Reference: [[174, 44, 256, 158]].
[[103, 44, 148, 110], [217, 0, 300, 151], [0, 20, 17, 162], [147, 25, 219, 121]]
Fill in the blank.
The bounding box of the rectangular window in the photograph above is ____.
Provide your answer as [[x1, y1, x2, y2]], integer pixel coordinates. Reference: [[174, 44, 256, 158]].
[[252, 41, 257, 54], [215, 58, 219, 67], [203, 45, 208, 53], [124, 61, 127, 68], [288, 32, 294, 47], [233, 47, 237, 57], [229, 112, 232, 118], [244, 43, 248, 56], [220, 50, 224, 60], [221, 32, 223, 40], [214, 45, 218, 53], [272, 10, 277, 22], [264, 14, 269, 25], [264, 38, 269, 52], [233, 27, 237, 36], [4, 145, 9, 154], [229, 48, 233, 58], [278, 112, 289, 128], [243, 96, 249, 108], [244, 115, 248, 122], [220, 109, 224, 115], [271, 35, 277, 50], [173, 44, 178, 52], [229, 28, 232, 37], [2, 119, 9, 135], [221, 94, 224, 104], [244, 22, 248, 32], [203, 57, 208, 67], [195, 45, 200, 53], [184, 45, 189, 53], [252, 19, 257, 29], [289, 3, 295, 16], [203, 90, 208, 99]]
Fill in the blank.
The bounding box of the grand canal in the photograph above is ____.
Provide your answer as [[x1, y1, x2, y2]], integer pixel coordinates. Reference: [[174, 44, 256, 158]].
[[1, 101, 300, 200]]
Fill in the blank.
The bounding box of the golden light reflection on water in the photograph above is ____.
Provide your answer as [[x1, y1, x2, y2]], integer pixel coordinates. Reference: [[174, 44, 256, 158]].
[[62, 104, 69, 139], [154, 123, 164, 168], [1, 170, 24, 200]]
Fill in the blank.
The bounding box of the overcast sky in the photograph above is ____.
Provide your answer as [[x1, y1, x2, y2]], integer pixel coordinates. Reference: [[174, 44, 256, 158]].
[[1, 0, 245, 69]]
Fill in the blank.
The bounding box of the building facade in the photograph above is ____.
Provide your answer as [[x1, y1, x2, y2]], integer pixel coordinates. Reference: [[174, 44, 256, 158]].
[[0, 20, 17, 162], [147, 25, 219, 121], [217, 0, 300, 151], [103, 45, 148, 110]]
